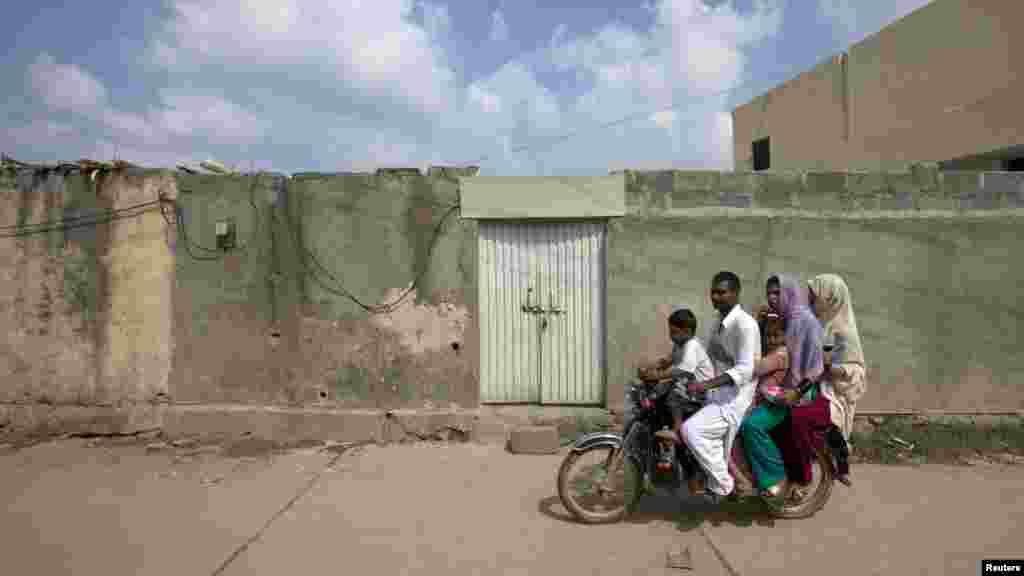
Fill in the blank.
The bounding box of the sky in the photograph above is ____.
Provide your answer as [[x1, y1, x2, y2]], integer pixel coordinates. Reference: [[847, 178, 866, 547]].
[[1, 0, 933, 175]]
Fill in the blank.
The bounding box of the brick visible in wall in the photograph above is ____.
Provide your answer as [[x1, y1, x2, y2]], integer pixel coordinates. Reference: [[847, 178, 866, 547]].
[[941, 172, 987, 210], [626, 172, 660, 211], [651, 171, 672, 212], [800, 172, 846, 211], [881, 173, 917, 210], [669, 171, 719, 208], [717, 173, 755, 208], [978, 173, 1024, 209], [755, 172, 801, 209], [843, 172, 886, 211]]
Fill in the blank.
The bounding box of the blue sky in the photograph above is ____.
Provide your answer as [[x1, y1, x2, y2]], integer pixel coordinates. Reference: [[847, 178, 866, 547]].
[[1, 0, 932, 175]]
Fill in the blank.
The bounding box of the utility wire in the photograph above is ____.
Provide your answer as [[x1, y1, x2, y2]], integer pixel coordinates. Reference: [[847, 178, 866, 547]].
[[166, 173, 262, 257], [0, 199, 164, 231], [0, 201, 164, 238], [272, 186, 460, 315], [0, 166, 457, 315], [3, 153, 457, 315]]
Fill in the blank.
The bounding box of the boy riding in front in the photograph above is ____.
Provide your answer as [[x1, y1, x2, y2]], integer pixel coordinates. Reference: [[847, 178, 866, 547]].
[[639, 307, 715, 438], [637, 308, 715, 493]]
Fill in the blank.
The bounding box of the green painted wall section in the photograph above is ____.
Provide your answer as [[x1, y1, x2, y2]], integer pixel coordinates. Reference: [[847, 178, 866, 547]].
[[3, 163, 1021, 414], [59, 174, 102, 325], [167, 169, 476, 408], [608, 168, 1024, 413], [173, 173, 277, 335], [285, 171, 476, 408]]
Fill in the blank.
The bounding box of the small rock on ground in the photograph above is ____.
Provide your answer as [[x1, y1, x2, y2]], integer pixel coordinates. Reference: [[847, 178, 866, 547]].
[[507, 426, 560, 455]]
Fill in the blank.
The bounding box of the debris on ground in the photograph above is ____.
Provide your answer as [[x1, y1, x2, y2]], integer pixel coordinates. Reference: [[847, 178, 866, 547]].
[[171, 437, 200, 449], [886, 434, 916, 451], [146, 442, 170, 453], [507, 426, 560, 455], [666, 545, 693, 570]]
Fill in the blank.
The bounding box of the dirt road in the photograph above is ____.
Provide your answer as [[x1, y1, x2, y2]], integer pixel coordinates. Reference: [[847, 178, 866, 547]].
[[1, 438, 1021, 575]]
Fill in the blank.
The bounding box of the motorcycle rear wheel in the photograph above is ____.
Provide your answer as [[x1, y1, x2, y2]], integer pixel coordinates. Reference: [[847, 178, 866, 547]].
[[557, 446, 642, 524], [763, 448, 835, 519]]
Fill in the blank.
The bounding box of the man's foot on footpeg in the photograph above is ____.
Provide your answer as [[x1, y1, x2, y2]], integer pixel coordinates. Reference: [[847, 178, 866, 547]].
[[655, 429, 682, 445], [837, 474, 852, 487]]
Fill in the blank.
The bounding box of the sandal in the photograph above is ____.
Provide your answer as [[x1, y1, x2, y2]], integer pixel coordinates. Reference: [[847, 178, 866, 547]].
[[760, 480, 787, 500]]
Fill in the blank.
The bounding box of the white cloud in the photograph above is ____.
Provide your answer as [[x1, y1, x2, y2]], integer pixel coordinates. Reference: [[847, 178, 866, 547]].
[[28, 53, 108, 115], [10, 1, 783, 173], [147, 0, 777, 172], [87, 139, 207, 168], [710, 111, 734, 168], [650, 109, 677, 131], [468, 84, 502, 115], [2, 121, 77, 149], [152, 90, 265, 144], [490, 10, 509, 42], [156, 0, 458, 115], [24, 52, 266, 167], [818, 0, 933, 48], [533, 0, 778, 172]]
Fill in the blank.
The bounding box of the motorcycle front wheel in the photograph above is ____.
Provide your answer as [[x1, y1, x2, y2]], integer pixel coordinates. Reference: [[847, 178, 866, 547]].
[[557, 445, 642, 524]]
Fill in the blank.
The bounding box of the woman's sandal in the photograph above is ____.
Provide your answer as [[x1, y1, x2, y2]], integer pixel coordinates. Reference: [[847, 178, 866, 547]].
[[836, 474, 852, 487], [760, 480, 788, 501]]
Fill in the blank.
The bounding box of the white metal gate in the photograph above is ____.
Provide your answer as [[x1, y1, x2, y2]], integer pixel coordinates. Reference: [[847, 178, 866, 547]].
[[478, 221, 607, 404]]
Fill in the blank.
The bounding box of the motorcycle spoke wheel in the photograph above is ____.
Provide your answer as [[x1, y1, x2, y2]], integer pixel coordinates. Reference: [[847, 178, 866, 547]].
[[557, 447, 640, 524], [764, 448, 834, 519]]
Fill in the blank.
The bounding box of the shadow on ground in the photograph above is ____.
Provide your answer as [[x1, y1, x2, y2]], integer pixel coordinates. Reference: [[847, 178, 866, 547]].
[[537, 491, 776, 534]]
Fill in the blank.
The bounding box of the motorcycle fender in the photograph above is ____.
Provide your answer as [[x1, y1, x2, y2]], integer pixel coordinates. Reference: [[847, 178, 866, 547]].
[[569, 431, 623, 453]]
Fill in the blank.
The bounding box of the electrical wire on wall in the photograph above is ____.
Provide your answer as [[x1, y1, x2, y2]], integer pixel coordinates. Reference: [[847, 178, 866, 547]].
[[0, 199, 164, 238], [271, 184, 461, 315], [160, 172, 264, 260], [0, 161, 462, 318]]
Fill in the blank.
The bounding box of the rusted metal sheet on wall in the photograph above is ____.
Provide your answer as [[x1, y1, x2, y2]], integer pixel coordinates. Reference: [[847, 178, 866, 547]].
[[478, 221, 607, 405]]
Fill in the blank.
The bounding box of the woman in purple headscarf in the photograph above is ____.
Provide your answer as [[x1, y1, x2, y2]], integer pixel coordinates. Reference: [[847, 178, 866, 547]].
[[740, 274, 827, 499]]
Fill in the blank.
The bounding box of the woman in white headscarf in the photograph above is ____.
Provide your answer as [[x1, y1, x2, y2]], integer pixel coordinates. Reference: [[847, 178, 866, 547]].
[[808, 274, 866, 486]]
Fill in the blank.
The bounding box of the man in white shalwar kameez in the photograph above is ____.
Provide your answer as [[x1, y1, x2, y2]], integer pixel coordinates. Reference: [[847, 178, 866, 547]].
[[682, 271, 761, 504]]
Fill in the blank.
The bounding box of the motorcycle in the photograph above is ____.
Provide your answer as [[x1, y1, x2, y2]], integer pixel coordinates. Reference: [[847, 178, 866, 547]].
[[556, 377, 835, 524]]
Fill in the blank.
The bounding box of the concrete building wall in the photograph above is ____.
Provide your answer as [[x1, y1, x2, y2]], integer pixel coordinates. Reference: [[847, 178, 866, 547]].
[[168, 169, 478, 409], [610, 167, 1024, 415], [2, 164, 1023, 437], [0, 167, 177, 407], [732, 55, 850, 172], [733, 0, 1024, 171]]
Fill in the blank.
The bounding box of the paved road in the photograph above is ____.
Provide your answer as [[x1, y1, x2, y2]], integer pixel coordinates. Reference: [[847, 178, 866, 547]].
[[1, 438, 1021, 575]]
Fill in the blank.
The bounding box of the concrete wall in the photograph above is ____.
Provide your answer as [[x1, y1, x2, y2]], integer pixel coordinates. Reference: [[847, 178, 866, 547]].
[[607, 167, 1024, 414], [733, 0, 1024, 171], [0, 166, 479, 420], [169, 168, 478, 409], [0, 167, 176, 407], [732, 55, 850, 172], [3, 163, 1023, 433]]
